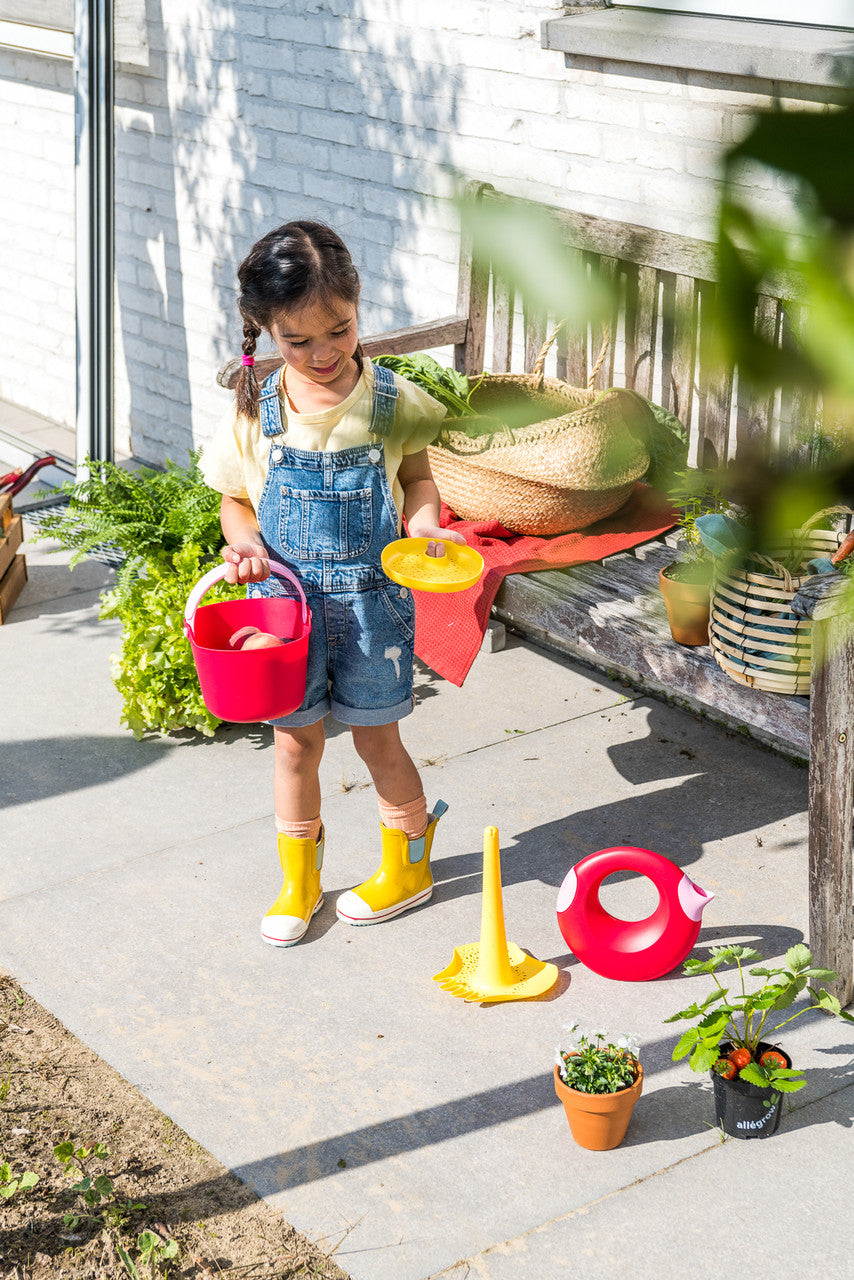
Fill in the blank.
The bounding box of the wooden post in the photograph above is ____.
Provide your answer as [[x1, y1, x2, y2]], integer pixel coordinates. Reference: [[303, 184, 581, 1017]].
[[455, 181, 492, 377], [797, 576, 854, 1005]]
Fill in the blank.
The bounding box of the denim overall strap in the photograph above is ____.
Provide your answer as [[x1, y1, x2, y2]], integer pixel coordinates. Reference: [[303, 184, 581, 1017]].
[[259, 368, 285, 438], [369, 363, 398, 438], [252, 363, 402, 594]]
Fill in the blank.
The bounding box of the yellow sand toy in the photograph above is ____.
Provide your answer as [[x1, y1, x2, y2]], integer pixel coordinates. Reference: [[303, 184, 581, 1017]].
[[382, 537, 484, 593], [433, 826, 559, 1003]]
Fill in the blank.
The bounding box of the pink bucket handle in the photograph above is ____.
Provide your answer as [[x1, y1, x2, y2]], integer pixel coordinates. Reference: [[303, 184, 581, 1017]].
[[183, 560, 309, 641]]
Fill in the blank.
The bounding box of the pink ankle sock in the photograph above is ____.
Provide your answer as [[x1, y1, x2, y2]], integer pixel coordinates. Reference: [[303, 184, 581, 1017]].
[[378, 795, 428, 839], [276, 815, 322, 841]]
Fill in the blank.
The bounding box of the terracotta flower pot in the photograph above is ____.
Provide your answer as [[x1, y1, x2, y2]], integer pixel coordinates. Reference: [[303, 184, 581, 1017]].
[[659, 565, 711, 646], [553, 1061, 643, 1150]]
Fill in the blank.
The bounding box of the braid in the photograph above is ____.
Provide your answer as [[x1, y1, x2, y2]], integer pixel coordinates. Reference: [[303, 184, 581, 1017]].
[[236, 320, 261, 419]]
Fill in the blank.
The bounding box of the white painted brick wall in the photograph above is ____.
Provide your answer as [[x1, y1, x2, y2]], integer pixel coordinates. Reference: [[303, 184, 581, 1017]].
[[0, 2, 839, 465], [0, 52, 75, 433]]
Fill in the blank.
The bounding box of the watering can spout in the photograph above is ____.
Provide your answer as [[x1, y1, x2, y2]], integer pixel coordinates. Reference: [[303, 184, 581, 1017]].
[[678, 874, 715, 923]]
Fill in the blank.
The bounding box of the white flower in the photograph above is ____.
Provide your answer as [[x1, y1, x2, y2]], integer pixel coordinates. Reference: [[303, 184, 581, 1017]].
[[590, 1027, 609, 1042], [559, 1021, 583, 1050]]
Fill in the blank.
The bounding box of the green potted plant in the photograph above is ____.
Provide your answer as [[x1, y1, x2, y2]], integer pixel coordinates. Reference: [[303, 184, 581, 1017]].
[[659, 470, 729, 646], [554, 1024, 643, 1150], [665, 943, 854, 1139]]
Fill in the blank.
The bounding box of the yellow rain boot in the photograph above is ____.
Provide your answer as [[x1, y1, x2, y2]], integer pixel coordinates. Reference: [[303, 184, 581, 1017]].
[[336, 801, 447, 925], [260, 829, 324, 947]]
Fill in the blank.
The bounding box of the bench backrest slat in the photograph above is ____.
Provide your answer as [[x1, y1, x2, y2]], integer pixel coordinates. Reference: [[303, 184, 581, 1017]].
[[467, 188, 815, 468], [491, 276, 515, 374]]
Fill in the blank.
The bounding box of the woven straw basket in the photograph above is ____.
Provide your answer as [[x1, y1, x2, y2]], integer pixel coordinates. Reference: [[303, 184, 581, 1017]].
[[709, 509, 851, 695], [427, 327, 650, 536]]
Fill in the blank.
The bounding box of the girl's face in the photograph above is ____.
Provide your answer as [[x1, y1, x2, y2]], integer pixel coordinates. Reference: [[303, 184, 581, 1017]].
[[269, 296, 359, 388]]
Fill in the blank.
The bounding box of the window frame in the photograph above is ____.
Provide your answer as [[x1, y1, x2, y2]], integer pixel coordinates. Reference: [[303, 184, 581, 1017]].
[[619, 0, 854, 31]]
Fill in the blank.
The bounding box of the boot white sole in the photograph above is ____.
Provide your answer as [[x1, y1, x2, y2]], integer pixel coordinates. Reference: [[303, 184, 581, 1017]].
[[335, 884, 432, 925], [260, 894, 324, 947]]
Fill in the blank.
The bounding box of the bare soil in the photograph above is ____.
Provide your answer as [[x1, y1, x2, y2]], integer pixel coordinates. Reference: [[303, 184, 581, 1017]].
[[0, 974, 351, 1280]]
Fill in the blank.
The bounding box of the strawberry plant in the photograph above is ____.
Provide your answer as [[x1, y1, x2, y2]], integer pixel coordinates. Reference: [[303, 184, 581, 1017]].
[[666, 943, 854, 1092]]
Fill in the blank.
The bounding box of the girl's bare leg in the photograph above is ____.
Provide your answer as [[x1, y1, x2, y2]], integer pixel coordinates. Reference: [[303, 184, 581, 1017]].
[[273, 721, 326, 821], [349, 721, 422, 807]]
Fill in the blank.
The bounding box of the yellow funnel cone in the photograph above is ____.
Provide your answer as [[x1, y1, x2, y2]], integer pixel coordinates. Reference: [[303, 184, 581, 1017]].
[[433, 826, 558, 1003]]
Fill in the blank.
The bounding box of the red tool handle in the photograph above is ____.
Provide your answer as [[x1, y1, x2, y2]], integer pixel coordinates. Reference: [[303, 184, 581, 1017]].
[[2, 455, 56, 497]]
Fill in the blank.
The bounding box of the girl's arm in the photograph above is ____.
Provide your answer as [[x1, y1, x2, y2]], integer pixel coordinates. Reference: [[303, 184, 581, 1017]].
[[219, 494, 270, 584], [398, 449, 466, 549]]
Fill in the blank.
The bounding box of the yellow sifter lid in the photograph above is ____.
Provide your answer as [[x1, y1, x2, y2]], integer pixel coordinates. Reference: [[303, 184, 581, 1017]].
[[381, 538, 484, 593]]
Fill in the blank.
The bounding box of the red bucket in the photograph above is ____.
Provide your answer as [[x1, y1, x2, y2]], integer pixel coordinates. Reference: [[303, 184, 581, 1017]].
[[183, 561, 311, 723]]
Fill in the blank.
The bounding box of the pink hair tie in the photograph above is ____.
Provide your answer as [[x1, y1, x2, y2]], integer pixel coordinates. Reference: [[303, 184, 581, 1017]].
[[242, 354, 255, 366]]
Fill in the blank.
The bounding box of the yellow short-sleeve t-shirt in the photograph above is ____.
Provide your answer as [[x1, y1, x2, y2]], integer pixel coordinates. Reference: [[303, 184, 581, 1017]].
[[201, 362, 446, 526]]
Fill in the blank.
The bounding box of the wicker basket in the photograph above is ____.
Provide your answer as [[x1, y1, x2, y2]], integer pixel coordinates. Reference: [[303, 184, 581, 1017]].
[[427, 327, 650, 536], [709, 511, 851, 695]]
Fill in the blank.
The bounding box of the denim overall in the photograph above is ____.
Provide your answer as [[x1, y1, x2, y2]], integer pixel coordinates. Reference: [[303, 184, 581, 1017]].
[[249, 363, 417, 728]]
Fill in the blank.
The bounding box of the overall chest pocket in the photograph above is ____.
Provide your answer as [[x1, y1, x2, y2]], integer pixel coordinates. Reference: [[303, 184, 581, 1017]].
[[278, 487, 373, 561]]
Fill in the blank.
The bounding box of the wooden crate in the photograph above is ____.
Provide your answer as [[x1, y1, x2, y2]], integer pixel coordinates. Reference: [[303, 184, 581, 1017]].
[[0, 492, 27, 623], [0, 554, 27, 623], [0, 513, 23, 581]]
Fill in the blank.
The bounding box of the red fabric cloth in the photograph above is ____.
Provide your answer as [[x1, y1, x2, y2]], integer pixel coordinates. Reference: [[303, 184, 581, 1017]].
[[413, 483, 677, 686]]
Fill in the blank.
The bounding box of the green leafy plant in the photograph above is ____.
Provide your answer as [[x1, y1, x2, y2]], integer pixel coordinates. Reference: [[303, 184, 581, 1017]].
[[118, 1230, 180, 1279], [34, 452, 224, 609], [100, 542, 234, 739], [663, 469, 731, 585], [54, 1140, 117, 1229], [0, 1161, 39, 1201], [665, 943, 854, 1093], [372, 353, 480, 417], [54, 1140, 145, 1234], [555, 1024, 640, 1095], [34, 452, 235, 737]]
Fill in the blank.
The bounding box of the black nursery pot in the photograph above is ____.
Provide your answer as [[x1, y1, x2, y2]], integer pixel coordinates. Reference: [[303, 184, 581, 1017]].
[[710, 1042, 791, 1139]]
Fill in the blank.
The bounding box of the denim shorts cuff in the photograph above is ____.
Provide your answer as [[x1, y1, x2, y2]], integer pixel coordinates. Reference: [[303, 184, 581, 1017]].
[[330, 694, 414, 727], [268, 698, 330, 729]]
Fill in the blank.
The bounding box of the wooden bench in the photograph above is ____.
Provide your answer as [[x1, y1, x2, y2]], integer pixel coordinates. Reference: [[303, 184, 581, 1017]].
[[217, 184, 853, 1002]]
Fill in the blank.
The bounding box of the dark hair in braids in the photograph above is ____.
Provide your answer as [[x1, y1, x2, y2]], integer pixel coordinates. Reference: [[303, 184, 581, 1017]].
[[235, 220, 363, 419]]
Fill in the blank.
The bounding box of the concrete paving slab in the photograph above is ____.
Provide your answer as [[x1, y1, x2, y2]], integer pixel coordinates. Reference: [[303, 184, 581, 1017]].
[[436, 1078, 854, 1279], [0, 674, 829, 1279], [3, 542, 852, 1280], [2, 530, 636, 900]]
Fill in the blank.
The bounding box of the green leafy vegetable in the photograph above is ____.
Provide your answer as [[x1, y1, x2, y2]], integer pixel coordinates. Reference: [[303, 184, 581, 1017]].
[[34, 454, 232, 737], [372, 353, 479, 418], [100, 543, 233, 739]]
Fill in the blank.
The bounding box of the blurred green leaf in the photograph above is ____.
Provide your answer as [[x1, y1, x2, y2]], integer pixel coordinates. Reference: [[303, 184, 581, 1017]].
[[461, 194, 612, 328]]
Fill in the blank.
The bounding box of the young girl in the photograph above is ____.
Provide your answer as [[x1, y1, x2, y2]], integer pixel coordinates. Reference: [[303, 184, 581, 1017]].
[[202, 220, 465, 948]]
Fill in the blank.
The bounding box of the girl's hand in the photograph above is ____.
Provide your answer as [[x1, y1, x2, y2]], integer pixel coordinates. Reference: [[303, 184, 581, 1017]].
[[399, 451, 467, 557], [221, 542, 270, 585], [407, 522, 467, 558]]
